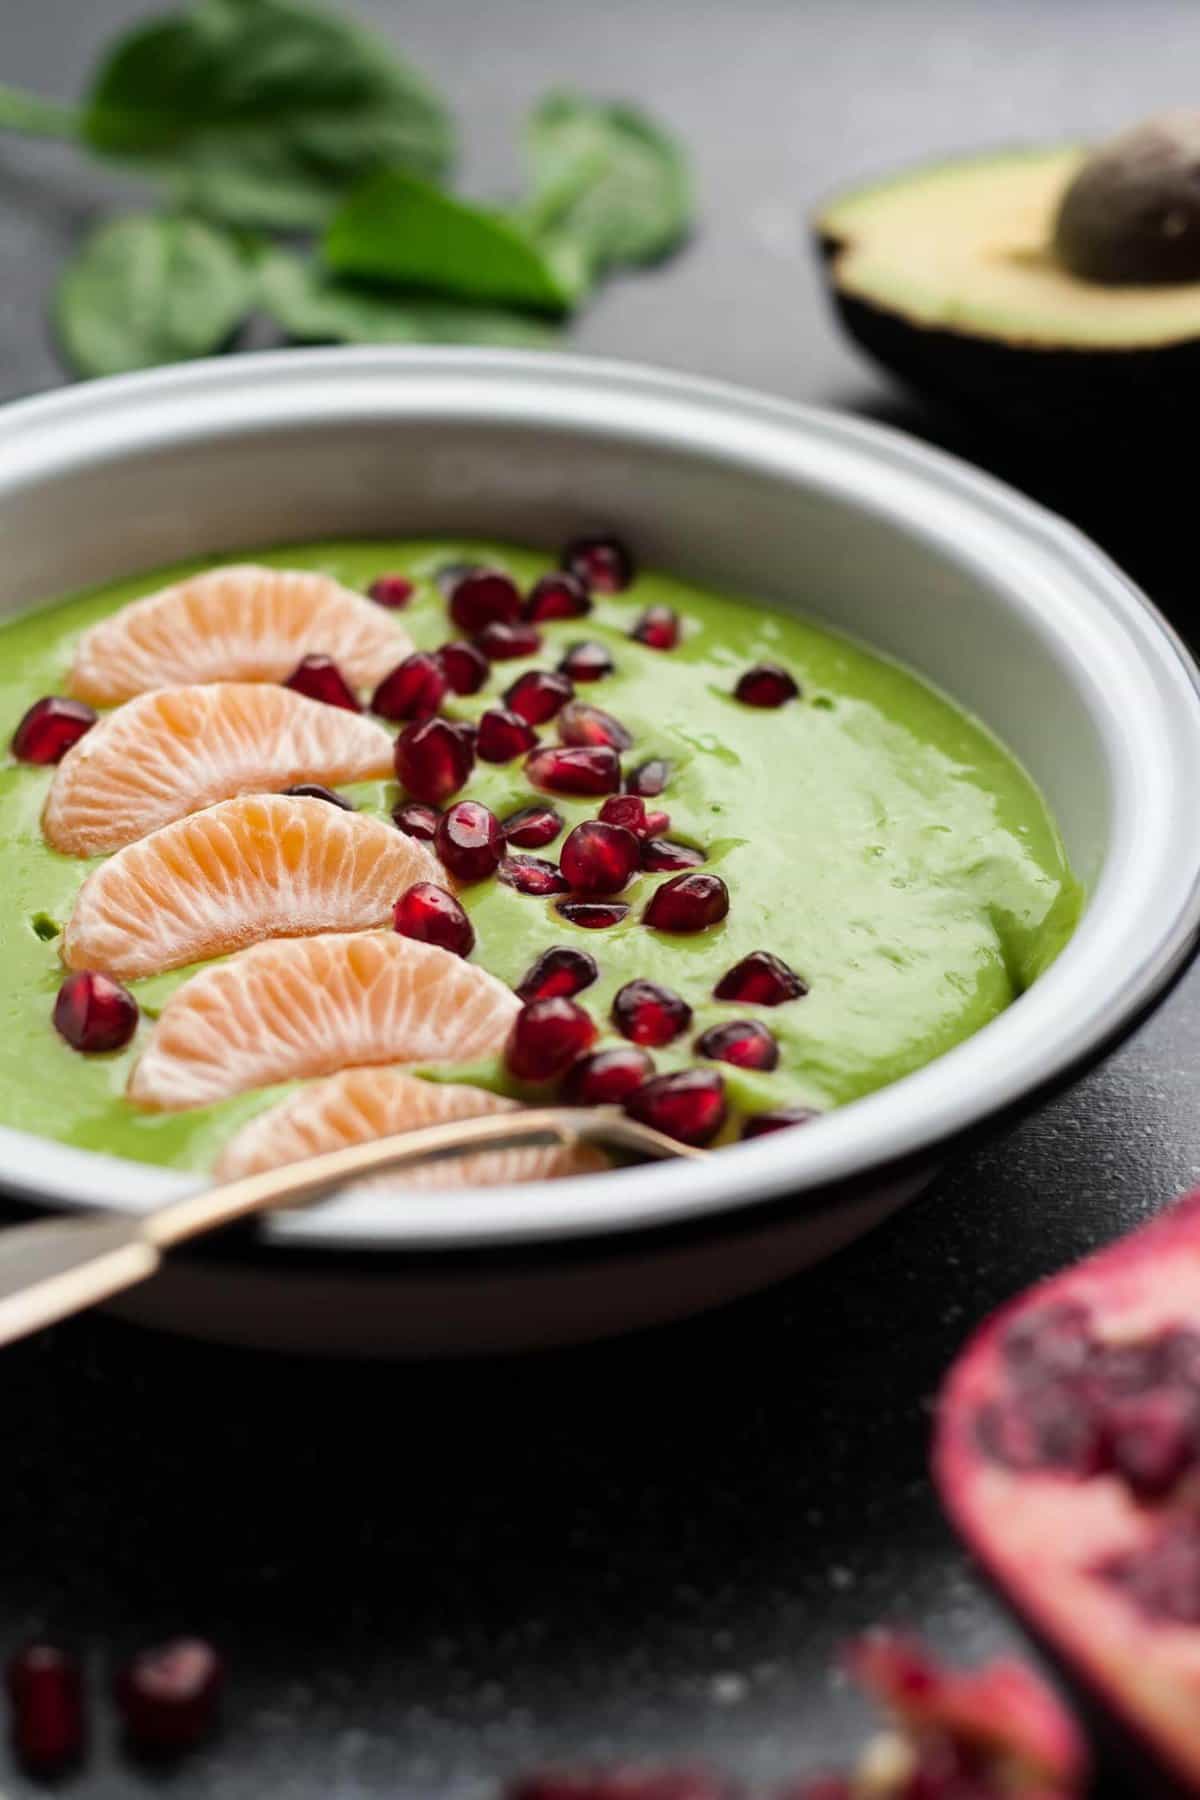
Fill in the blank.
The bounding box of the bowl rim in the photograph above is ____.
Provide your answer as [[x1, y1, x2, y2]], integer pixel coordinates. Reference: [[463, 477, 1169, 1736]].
[[2, 346, 1199, 1253]]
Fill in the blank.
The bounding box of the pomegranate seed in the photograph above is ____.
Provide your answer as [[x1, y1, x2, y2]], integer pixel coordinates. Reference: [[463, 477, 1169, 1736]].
[[11, 696, 97, 764], [713, 950, 807, 1005], [625, 1068, 727, 1146], [478, 706, 538, 763], [599, 795, 648, 836], [612, 978, 692, 1046], [449, 567, 521, 633], [505, 668, 574, 724], [643, 872, 729, 933], [367, 573, 414, 608], [555, 899, 629, 928], [393, 881, 475, 956], [371, 651, 448, 721], [562, 532, 635, 593], [641, 838, 704, 872], [475, 619, 542, 660], [524, 572, 591, 622], [6, 1645, 85, 1772], [395, 716, 473, 805], [630, 605, 679, 651], [53, 970, 138, 1053], [516, 946, 599, 1002], [436, 560, 478, 596], [626, 759, 670, 797], [453, 720, 479, 757], [740, 1106, 821, 1139], [696, 1019, 779, 1070], [558, 700, 633, 751], [503, 804, 563, 848], [282, 783, 353, 809], [115, 1638, 223, 1754], [505, 997, 597, 1082], [735, 661, 800, 707], [498, 855, 569, 896], [526, 745, 621, 796], [393, 799, 440, 840], [437, 639, 490, 695], [560, 820, 640, 894], [283, 653, 361, 711], [435, 800, 503, 882], [645, 809, 671, 835], [558, 641, 614, 683], [563, 1046, 655, 1105]]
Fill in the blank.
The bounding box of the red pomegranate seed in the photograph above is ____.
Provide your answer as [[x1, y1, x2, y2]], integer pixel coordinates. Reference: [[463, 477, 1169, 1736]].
[[11, 696, 97, 764], [283, 783, 353, 809], [599, 795, 648, 836], [436, 560, 478, 597], [562, 1045, 655, 1105], [498, 855, 569, 896], [734, 661, 800, 707], [642, 838, 704, 872], [643, 872, 729, 932], [367, 573, 414, 608], [558, 641, 615, 683], [526, 745, 621, 796], [556, 899, 629, 929], [6, 1645, 85, 1772], [395, 716, 473, 805], [505, 997, 597, 1082], [115, 1638, 223, 1754], [393, 799, 440, 840], [741, 1105, 820, 1139], [696, 1019, 779, 1070], [437, 639, 490, 696], [612, 978, 692, 1046], [626, 759, 670, 797], [505, 668, 574, 724], [525, 572, 591, 621], [435, 800, 503, 883], [516, 946, 599, 1002], [393, 881, 475, 956], [449, 567, 522, 633], [562, 532, 635, 593], [625, 1068, 727, 1146], [478, 706, 538, 763], [475, 619, 542, 661], [371, 651, 448, 721], [558, 700, 633, 751], [713, 950, 807, 1005], [645, 809, 670, 836], [53, 970, 138, 1053], [284, 654, 361, 711], [560, 820, 640, 894], [630, 605, 679, 651], [503, 804, 563, 849]]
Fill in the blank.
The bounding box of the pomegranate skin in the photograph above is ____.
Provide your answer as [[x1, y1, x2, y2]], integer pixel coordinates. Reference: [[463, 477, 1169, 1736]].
[[114, 1637, 224, 1753], [624, 1068, 727, 1147], [283, 654, 361, 712], [6, 1645, 85, 1772], [505, 997, 597, 1082], [515, 946, 598, 1002], [11, 695, 97, 764], [558, 641, 615, 683], [643, 871, 729, 933], [393, 882, 475, 957], [448, 567, 522, 633], [367, 573, 414, 608], [395, 716, 474, 805], [53, 970, 139, 1053]]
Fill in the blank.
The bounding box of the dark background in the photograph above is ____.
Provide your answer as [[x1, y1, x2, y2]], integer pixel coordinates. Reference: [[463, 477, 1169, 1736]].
[[2, 2, 1198, 1793]]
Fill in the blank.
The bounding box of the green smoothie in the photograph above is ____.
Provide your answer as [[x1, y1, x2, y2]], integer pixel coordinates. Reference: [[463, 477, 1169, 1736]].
[[0, 539, 1081, 1169]]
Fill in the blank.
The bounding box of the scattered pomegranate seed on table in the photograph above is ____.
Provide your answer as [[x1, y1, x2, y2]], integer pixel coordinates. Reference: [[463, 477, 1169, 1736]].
[[505, 996, 597, 1082], [505, 668, 574, 724], [557, 700, 633, 751], [562, 1045, 655, 1105], [612, 978, 692, 1046], [626, 758, 670, 797], [641, 839, 705, 872], [437, 639, 490, 695], [11, 696, 97, 764], [630, 605, 680, 650], [366, 573, 414, 608], [526, 745, 621, 796], [696, 1019, 780, 1070], [393, 882, 475, 957], [393, 799, 440, 840], [283, 654, 361, 711], [741, 1105, 821, 1138], [503, 804, 563, 849], [625, 1067, 727, 1146], [560, 821, 641, 894], [734, 661, 800, 707], [114, 1637, 224, 1754], [497, 856, 570, 897], [53, 970, 138, 1053], [558, 641, 615, 683], [449, 568, 522, 633], [561, 532, 635, 593], [371, 651, 448, 721], [599, 795, 649, 836], [555, 899, 630, 929], [435, 800, 504, 883], [478, 707, 539, 763], [6, 1645, 85, 1772], [524, 572, 592, 621], [713, 950, 807, 1005], [516, 946, 599, 1001], [475, 619, 543, 660], [395, 716, 474, 805], [282, 783, 354, 809], [643, 871, 729, 932]]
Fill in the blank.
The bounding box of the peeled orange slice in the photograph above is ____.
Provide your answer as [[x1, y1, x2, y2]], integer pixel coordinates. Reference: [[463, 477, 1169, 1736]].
[[43, 684, 394, 857], [62, 795, 444, 980], [215, 1066, 604, 1187], [129, 930, 519, 1110], [67, 564, 411, 705]]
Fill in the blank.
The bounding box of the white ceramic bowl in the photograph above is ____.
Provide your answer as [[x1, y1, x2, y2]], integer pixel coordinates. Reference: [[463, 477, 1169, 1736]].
[[2, 350, 1198, 1355]]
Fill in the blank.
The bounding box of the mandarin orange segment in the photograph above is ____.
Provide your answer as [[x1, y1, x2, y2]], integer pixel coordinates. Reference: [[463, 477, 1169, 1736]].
[[62, 795, 445, 980], [128, 930, 520, 1110], [43, 684, 395, 856], [67, 565, 412, 705], [215, 1066, 605, 1187]]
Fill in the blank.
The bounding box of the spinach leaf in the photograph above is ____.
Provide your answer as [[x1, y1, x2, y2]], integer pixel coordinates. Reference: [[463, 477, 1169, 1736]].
[[81, 0, 454, 230], [56, 214, 254, 377], [523, 93, 691, 275], [325, 168, 582, 313], [258, 249, 559, 346]]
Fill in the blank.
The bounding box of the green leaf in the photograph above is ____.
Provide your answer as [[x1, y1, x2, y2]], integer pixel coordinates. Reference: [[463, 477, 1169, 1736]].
[[325, 168, 581, 313], [56, 214, 254, 378], [258, 248, 559, 347], [80, 0, 454, 230], [523, 93, 692, 276]]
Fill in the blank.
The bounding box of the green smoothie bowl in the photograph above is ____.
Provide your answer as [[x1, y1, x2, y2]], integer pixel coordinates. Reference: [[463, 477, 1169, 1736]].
[[0, 349, 1197, 1355]]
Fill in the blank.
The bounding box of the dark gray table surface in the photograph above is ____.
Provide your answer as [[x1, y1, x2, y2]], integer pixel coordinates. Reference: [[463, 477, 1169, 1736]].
[[2, 2, 1198, 1793]]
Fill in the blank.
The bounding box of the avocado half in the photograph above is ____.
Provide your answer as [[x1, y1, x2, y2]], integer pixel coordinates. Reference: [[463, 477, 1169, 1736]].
[[815, 148, 1200, 438]]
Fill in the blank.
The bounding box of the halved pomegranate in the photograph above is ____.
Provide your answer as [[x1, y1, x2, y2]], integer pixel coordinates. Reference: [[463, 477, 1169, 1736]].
[[562, 532, 635, 593], [515, 946, 598, 1002], [448, 567, 522, 633], [370, 651, 447, 721], [525, 572, 591, 621], [558, 641, 614, 683], [395, 716, 474, 804], [557, 701, 633, 752], [525, 745, 621, 797], [11, 696, 97, 764], [505, 996, 597, 1082]]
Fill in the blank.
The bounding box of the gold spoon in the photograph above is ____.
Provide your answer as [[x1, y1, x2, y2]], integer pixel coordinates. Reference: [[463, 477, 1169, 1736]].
[[0, 1107, 706, 1348]]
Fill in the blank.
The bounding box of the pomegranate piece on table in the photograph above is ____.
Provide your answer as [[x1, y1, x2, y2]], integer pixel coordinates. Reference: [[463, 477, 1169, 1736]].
[[366, 573, 414, 608], [498, 855, 570, 896], [435, 800, 503, 883], [448, 567, 522, 633], [393, 799, 440, 840], [283, 782, 353, 809], [562, 1045, 654, 1105], [371, 651, 448, 721], [395, 716, 474, 805], [54, 970, 138, 1053], [560, 821, 641, 894], [526, 744, 622, 797], [475, 619, 542, 660], [115, 1637, 224, 1754], [515, 946, 599, 1002], [478, 706, 539, 764], [505, 996, 597, 1082], [713, 949, 807, 1005], [505, 668, 574, 724], [6, 1644, 85, 1772], [555, 899, 630, 929], [734, 661, 800, 707], [558, 641, 615, 683], [283, 653, 362, 712], [612, 978, 692, 1047], [503, 804, 563, 849], [630, 604, 680, 650], [524, 572, 592, 621], [643, 871, 729, 933], [695, 1018, 779, 1070], [624, 1067, 726, 1146], [437, 639, 490, 695], [557, 701, 633, 751], [393, 881, 475, 957], [561, 532, 635, 594], [11, 695, 97, 764]]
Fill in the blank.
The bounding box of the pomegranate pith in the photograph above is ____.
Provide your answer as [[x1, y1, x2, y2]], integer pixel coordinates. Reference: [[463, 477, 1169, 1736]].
[[283, 653, 361, 711], [505, 668, 574, 724], [115, 1638, 224, 1753], [612, 978, 692, 1046], [497, 855, 570, 896], [626, 758, 670, 797], [11, 695, 97, 764], [393, 882, 475, 957], [558, 641, 615, 683], [437, 639, 490, 695], [643, 871, 729, 932], [557, 700, 633, 751], [713, 949, 807, 1005], [6, 1645, 85, 1772], [435, 800, 503, 883], [395, 716, 474, 805], [283, 783, 353, 809], [503, 804, 563, 849], [641, 838, 705, 872], [741, 1105, 820, 1139], [370, 650, 447, 721], [562, 532, 635, 593], [624, 1068, 726, 1146], [474, 619, 542, 660], [448, 567, 521, 633], [366, 573, 414, 608], [734, 661, 800, 707], [505, 996, 597, 1082], [54, 970, 138, 1053], [393, 799, 440, 840], [556, 899, 629, 929], [524, 572, 592, 621], [630, 604, 680, 650], [562, 1045, 655, 1105], [526, 744, 621, 796], [478, 707, 538, 763], [560, 821, 641, 894], [515, 946, 598, 1002], [696, 1019, 779, 1070]]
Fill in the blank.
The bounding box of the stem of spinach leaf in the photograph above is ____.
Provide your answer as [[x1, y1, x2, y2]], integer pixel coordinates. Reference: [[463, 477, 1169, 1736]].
[[0, 83, 79, 140]]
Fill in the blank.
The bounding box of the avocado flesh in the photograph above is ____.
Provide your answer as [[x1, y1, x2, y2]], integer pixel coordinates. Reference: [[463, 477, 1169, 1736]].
[[820, 148, 1200, 349]]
